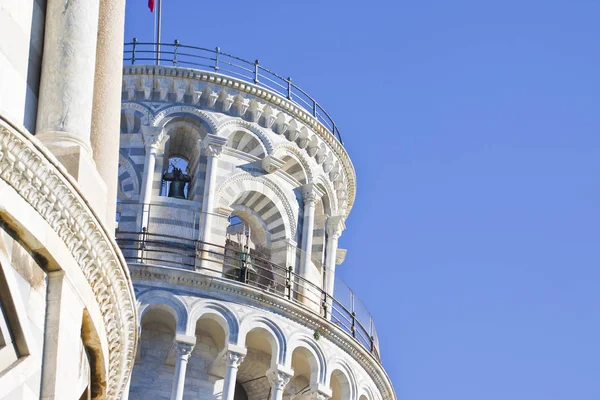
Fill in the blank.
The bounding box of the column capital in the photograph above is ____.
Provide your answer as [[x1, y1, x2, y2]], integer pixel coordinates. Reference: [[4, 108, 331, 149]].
[[142, 126, 168, 151], [173, 333, 196, 359], [225, 350, 245, 369], [261, 155, 286, 174], [266, 366, 294, 391], [202, 135, 228, 158], [305, 384, 332, 400], [174, 342, 194, 360], [326, 215, 346, 239], [336, 248, 347, 265], [302, 183, 325, 206]]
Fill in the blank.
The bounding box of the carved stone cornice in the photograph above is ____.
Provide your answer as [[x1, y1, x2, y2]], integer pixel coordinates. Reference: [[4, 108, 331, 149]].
[[302, 183, 325, 207], [202, 135, 227, 158], [261, 155, 285, 174], [141, 125, 168, 151], [326, 215, 346, 239], [0, 117, 137, 399]]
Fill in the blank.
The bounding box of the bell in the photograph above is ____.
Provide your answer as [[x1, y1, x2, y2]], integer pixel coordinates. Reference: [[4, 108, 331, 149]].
[[163, 168, 191, 199]]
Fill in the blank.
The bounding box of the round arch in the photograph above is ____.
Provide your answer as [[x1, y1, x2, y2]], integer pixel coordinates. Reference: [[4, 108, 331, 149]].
[[238, 314, 287, 366], [187, 300, 240, 344], [215, 173, 297, 239], [136, 290, 188, 334], [216, 119, 273, 154], [357, 384, 378, 400], [286, 333, 328, 384], [327, 358, 359, 400], [313, 174, 338, 216], [151, 105, 218, 134], [121, 102, 152, 126], [272, 144, 315, 183], [118, 154, 140, 199]]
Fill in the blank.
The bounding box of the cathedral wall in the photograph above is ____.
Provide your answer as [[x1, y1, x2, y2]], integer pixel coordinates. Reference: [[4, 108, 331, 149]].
[[0, 224, 47, 400], [0, 0, 45, 132], [0, 184, 102, 400]]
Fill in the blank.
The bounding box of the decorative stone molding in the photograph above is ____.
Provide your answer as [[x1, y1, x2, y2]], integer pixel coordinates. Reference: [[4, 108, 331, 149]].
[[174, 342, 194, 360], [302, 183, 325, 207], [215, 118, 275, 154], [151, 104, 219, 134], [261, 155, 286, 174], [122, 67, 356, 216], [121, 102, 152, 126], [202, 135, 227, 158], [267, 366, 293, 391], [326, 216, 346, 239], [226, 350, 245, 368], [336, 248, 347, 265], [142, 125, 168, 150], [272, 144, 315, 182], [0, 117, 137, 399], [118, 154, 140, 197]]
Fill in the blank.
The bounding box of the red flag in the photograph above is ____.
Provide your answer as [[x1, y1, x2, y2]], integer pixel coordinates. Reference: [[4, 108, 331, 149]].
[[148, 0, 155, 12]]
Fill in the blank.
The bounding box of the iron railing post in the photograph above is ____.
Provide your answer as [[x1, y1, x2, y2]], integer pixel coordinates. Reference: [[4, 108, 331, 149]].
[[140, 226, 147, 263], [173, 39, 179, 66], [286, 266, 293, 300], [214, 47, 220, 71], [287, 77, 292, 100], [351, 312, 357, 338], [313, 101, 317, 117], [131, 37, 137, 65], [370, 335, 375, 353], [254, 60, 259, 83]]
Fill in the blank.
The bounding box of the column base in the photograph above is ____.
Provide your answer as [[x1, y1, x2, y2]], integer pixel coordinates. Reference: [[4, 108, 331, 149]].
[[37, 136, 108, 224]]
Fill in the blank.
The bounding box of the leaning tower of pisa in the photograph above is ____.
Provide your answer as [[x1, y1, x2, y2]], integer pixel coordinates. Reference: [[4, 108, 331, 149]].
[[116, 42, 396, 400]]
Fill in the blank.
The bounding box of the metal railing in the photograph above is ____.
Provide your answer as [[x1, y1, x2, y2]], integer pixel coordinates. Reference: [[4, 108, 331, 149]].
[[115, 202, 379, 360], [123, 39, 344, 144]]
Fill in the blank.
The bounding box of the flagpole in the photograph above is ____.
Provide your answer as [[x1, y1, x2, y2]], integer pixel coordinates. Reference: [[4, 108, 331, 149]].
[[155, 0, 162, 65]]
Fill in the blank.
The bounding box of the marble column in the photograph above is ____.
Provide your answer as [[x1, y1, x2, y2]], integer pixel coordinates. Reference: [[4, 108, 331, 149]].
[[140, 127, 167, 231], [36, 0, 100, 153], [285, 239, 298, 298], [91, 0, 127, 231], [298, 184, 323, 280], [324, 216, 345, 319], [222, 350, 245, 400], [170, 340, 195, 400], [199, 136, 227, 245], [40, 271, 86, 400], [35, 0, 108, 216], [267, 366, 294, 400]]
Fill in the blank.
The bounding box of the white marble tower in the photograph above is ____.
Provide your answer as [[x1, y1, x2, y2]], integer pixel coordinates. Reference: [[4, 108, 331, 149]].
[[116, 44, 396, 400]]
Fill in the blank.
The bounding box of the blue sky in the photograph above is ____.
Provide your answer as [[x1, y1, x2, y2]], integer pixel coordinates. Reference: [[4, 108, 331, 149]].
[[124, 1, 600, 399]]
